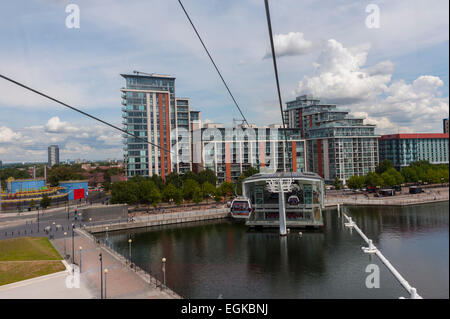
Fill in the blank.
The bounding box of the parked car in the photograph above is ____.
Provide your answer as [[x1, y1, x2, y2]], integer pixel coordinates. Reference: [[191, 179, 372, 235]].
[[409, 186, 424, 194]]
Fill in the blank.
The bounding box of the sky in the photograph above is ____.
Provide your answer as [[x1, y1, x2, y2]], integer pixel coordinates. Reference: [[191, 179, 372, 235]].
[[0, 0, 448, 163]]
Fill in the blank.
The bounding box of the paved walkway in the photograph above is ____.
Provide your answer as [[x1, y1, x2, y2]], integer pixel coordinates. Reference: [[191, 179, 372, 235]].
[[326, 187, 449, 207], [51, 230, 176, 299], [0, 265, 94, 299]]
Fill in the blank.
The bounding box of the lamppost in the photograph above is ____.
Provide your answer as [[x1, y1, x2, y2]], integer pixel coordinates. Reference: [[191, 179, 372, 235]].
[[128, 238, 132, 263], [79, 246, 83, 272], [37, 207, 40, 233], [104, 268, 108, 299], [52, 221, 56, 232], [161, 257, 166, 289], [71, 224, 75, 266], [63, 232, 67, 258], [99, 253, 103, 299]]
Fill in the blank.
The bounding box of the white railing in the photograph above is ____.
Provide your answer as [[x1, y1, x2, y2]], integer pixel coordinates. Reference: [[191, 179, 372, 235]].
[[341, 209, 422, 299]]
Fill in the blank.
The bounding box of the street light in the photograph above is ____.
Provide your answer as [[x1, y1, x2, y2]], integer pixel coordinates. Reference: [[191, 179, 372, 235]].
[[63, 232, 67, 258], [104, 268, 108, 299], [128, 238, 132, 263], [37, 207, 40, 233], [52, 221, 56, 232], [162, 257, 166, 289], [99, 252, 103, 299], [71, 224, 75, 266], [79, 246, 83, 272]]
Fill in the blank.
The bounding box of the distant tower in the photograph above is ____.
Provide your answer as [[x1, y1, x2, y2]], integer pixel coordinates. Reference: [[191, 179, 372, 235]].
[[48, 145, 60, 167]]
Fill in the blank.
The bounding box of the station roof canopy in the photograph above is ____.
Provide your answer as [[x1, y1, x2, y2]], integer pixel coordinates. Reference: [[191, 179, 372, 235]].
[[243, 171, 323, 183]]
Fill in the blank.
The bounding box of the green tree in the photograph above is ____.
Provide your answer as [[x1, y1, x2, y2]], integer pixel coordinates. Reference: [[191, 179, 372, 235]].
[[162, 183, 183, 204], [214, 191, 223, 203], [183, 179, 200, 200], [197, 169, 217, 186], [29, 199, 36, 211], [375, 160, 394, 175], [165, 172, 182, 188], [181, 171, 198, 184], [381, 171, 396, 187], [385, 168, 404, 185], [333, 176, 342, 190], [218, 181, 235, 197], [192, 187, 203, 204], [140, 180, 161, 208], [401, 166, 418, 183], [201, 181, 216, 202], [150, 174, 165, 190], [48, 166, 84, 186], [365, 172, 383, 188], [40, 194, 51, 210], [347, 175, 365, 190], [111, 181, 138, 205]]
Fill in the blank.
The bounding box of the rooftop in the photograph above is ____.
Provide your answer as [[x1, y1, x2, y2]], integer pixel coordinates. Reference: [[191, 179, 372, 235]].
[[380, 133, 449, 140]]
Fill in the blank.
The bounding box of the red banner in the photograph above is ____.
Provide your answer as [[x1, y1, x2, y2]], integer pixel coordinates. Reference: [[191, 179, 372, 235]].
[[73, 188, 85, 200]]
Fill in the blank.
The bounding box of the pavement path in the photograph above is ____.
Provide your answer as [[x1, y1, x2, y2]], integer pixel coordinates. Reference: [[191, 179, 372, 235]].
[[0, 263, 94, 299], [50, 230, 176, 299]]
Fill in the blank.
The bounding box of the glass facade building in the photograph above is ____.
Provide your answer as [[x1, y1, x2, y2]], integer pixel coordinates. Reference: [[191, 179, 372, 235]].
[[121, 73, 201, 179], [379, 133, 449, 169], [284, 95, 379, 183], [194, 126, 306, 184]]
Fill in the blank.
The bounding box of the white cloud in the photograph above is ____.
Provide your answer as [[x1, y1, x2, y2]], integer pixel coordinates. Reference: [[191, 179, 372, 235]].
[[44, 116, 79, 134], [294, 39, 449, 134], [264, 32, 313, 59], [296, 39, 392, 104], [0, 126, 21, 143], [363, 75, 449, 133], [0, 116, 123, 162]]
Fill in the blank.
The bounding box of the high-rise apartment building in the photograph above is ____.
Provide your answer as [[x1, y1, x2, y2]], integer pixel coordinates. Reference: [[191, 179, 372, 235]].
[[121, 73, 201, 179], [48, 145, 60, 167], [444, 118, 449, 134], [379, 133, 449, 169], [284, 95, 379, 183], [193, 125, 306, 184]]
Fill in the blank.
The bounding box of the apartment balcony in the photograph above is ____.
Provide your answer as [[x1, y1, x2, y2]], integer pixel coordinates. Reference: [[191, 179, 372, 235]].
[[121, 100, 126, 106], [121, 93, 127, 99]]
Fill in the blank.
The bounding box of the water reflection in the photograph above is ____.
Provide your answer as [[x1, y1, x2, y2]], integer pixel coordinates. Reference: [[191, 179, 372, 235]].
[[96, 202, 448, 299]]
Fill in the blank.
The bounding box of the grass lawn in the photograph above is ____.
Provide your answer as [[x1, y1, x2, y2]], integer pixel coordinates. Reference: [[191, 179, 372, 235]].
[[0, 261, 66, 286], [0, 237, 65, 286], [0, 237, 62, 261]]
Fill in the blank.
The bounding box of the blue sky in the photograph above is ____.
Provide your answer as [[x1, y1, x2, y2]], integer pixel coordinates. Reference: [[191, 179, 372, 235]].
[[0, 0, 448, 162]]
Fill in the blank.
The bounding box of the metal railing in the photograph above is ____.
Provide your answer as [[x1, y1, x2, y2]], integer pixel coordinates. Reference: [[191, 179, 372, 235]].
[[78, 228, 183, 299], [341, 208, 422, 299]]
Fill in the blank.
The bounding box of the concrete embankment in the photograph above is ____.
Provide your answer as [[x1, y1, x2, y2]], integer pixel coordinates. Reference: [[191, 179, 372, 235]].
[[86, 207, 230, 233], [325, 193, 448, 208]]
